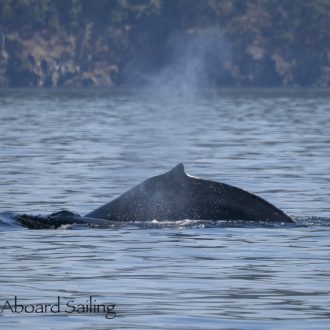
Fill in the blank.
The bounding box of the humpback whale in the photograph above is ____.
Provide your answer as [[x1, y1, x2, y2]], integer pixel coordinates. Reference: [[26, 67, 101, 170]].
[[16, 163, 293, 229], [86, 163, 292, 223]]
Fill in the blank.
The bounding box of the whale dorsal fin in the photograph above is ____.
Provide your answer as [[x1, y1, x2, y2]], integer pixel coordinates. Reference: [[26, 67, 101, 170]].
[[167, 163, 185, 176]]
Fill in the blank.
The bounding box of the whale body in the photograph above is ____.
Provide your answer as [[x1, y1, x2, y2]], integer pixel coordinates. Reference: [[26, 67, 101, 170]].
[[86, 163, 293, 223], [15, 163, 293, 229]]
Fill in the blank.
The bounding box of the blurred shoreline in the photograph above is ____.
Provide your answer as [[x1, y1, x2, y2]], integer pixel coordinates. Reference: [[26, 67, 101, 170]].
[[0, 0, 329, 88]]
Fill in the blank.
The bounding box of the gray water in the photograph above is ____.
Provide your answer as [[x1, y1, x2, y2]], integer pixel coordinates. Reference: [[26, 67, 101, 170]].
[[0, 88, 329, 329]]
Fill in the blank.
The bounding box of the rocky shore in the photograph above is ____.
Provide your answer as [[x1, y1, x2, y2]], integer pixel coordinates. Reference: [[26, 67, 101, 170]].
[[0, 28, 126, 87], [0, 0, 329, 88]]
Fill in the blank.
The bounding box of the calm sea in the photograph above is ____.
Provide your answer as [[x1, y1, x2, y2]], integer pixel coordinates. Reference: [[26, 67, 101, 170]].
[[0, 88, 329, 329]]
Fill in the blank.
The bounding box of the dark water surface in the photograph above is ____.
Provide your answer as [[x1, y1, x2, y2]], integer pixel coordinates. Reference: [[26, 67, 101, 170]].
[[0, 88, 329, 329]]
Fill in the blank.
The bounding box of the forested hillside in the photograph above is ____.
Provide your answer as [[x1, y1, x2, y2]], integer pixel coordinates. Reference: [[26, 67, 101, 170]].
[[0, 0, 329, 87]]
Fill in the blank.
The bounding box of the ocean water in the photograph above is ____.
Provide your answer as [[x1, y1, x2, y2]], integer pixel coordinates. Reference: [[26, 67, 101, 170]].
[[0, 88, 329, 329]]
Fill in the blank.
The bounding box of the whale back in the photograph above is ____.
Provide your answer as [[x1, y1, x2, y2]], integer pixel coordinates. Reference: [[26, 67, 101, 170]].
[[86, 163, 190, 221], [86, 163, 293, 223]]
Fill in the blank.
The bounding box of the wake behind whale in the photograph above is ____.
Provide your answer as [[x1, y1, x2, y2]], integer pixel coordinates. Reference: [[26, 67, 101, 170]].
[[7, 163, 296, 230]]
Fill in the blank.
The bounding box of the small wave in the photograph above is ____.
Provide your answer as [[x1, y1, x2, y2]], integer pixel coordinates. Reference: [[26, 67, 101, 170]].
[[1, 212, 330, 231], [293, 216, 330, 227], [0, 212, 26, 230]]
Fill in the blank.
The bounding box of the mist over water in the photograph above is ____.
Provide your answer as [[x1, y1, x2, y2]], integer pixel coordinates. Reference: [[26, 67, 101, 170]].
[[124, 29, 230, 102]]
